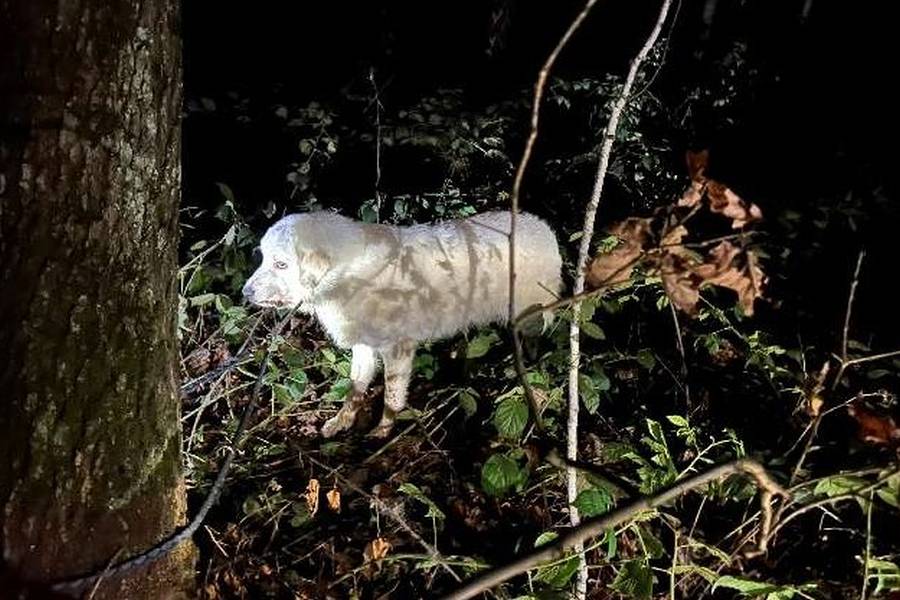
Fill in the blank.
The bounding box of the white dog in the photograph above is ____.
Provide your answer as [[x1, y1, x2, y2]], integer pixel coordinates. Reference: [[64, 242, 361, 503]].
[[242, 209, 563, 438]]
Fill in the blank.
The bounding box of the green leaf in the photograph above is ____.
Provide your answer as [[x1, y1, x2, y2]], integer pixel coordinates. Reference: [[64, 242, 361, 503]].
[[580, 321, 606, 340], [636, 349, 656, 370], [572, 488, 612, 518], [360, 205, 378, 223], [579, 373, 600, 414], [610, 559, 653, 600], [535, 554, 581, 588], [666, 415, 689, 428], [189, 293, 216, 307], [397, 482, 446, 521], [712, 575, 813, 598], [866, 558, 900, 595], [605, 528, 617, 559], [672, 565, 718, 584], [813, 475, 869, 510], [223, 224, 237, 246], [481, 453, 527, 497], [467, 332, 499, 358], [534, 531, 558, 548], [458, 390, 478, 419], [593, 367, 611, 392], [636, 525, 664, 559], [216, 182, 235, 206], [413, 353, 436, 379], [322, 378, 352, 403], [493, 395, 528, 439]]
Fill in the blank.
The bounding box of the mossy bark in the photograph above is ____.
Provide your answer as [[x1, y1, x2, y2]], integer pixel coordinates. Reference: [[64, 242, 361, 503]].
[[0, 0, 193, 597]]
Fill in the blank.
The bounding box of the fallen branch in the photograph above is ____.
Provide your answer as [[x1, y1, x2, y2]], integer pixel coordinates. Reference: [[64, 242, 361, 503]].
[[440, 459, 786, 600]]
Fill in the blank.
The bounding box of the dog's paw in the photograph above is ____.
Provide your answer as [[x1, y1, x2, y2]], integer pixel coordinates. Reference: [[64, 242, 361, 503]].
[[320, 416, 345, 439], [320, 409, 354, 438], [321, 393, 367, 438], [366, 422, 394, 440]]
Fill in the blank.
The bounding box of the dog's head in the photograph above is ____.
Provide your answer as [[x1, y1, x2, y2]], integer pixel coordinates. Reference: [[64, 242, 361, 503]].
[[242, 215, 332, 309]]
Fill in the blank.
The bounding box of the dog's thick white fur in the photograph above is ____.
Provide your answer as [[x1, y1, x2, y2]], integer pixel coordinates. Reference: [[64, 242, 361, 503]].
[[243, 209, 563, 438]]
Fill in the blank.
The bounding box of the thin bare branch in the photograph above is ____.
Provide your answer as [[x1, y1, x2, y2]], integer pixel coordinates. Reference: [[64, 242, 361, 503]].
[[831, 250, 866, 389]]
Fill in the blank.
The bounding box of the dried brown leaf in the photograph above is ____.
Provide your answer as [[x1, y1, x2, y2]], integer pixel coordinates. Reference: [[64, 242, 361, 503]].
[[803, 363, 830, 418], [692, 241, 741, 280], [660, 254, 700, 315], [707, 180, 763, 228], [586, 217, 653, 288], [691, 242, 765, 316], [686, 149, 709, 181], [363, 537, 392, 562], [678, 179, 705, 208], [847, 403, 900, 445], [326, 487, 341, 513], [661, 224, 688, 246], [305, 479, 320, 517]]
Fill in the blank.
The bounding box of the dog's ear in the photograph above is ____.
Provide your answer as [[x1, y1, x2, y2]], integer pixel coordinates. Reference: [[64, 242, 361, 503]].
[[299, 250, 332, 285]]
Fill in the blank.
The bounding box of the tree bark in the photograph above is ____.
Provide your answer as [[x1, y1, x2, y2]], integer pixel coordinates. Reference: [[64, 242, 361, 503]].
[[0, 0, 192, 597]]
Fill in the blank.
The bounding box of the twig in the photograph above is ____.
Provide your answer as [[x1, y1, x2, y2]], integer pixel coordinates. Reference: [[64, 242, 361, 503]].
[[669, 301, 690, 407], [834, 349, 900, 371], [831, 250, 865, 390], [669, 528, 678, 600], [842, 251, 865, 363], [368, 67, 384, 222], [860, 490, 874, 600], [439, 459, 785, 600], [566, 1, 674, 596]]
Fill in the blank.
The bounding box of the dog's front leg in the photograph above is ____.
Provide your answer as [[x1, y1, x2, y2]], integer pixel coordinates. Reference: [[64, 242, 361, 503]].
[[321, 344, 377, 438], [368, 343, 415, 439]]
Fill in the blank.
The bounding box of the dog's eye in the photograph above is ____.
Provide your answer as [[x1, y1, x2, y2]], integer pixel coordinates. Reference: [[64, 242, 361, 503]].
[[273, 260, 288, 270]]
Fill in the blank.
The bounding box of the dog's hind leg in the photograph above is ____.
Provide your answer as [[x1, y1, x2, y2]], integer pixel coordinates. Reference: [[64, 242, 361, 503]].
[[368, 342, 415, 439], [321, 344, 377, 438]]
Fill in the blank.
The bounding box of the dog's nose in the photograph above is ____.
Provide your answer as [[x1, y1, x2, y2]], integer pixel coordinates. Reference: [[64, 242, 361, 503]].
[[242, 283, 255, 303]]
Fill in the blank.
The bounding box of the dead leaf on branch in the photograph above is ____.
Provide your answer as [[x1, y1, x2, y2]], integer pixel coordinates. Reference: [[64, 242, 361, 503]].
[[326, 486, 341, 513], [659, 252, 702, 315], [305, 479, 320, 517], [691, 241, 766, 316], [707, 180, 763, 229], [678, 179, 705, 208], [586, 151, 767, 316], [363, 537, 392, 562], [585, 217, 653, 288], [678, 150, 763, 229], [847, 402, 900, 446]]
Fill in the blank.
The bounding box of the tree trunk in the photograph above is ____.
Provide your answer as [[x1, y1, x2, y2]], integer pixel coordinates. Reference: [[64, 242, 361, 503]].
[[0, 0, 193, 597]]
